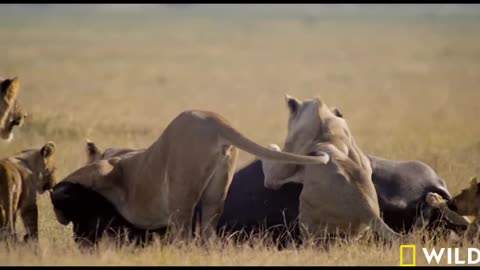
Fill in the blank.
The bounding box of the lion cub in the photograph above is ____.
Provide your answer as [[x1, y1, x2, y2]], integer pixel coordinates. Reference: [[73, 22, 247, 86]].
[[0, 142, 57, 242]]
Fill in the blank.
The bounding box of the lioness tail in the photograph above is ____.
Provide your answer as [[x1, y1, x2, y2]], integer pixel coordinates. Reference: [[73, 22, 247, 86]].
[[208, 115, 329, 165]]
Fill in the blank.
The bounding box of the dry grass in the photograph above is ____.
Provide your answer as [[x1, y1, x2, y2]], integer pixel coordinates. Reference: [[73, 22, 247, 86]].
[[0, 4, 480, 266]]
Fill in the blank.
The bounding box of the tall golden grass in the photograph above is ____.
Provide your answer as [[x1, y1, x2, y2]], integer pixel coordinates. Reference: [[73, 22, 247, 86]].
[[0, 5, 479, 266]]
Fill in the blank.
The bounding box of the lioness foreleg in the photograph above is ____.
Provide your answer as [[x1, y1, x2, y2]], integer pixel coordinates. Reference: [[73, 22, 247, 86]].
[[262, 144, 303, 190], [20, 204, 38, 242]]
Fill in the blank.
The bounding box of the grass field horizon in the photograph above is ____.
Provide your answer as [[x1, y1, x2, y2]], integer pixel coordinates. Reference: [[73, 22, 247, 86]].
[[1, 4, 480, 266]]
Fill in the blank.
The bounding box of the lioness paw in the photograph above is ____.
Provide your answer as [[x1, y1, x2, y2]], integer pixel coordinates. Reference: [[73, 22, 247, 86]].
[[426, 192, 447, 208]]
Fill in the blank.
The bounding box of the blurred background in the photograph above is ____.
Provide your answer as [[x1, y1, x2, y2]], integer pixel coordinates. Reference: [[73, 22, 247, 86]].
[[1, 3, 480, 179]]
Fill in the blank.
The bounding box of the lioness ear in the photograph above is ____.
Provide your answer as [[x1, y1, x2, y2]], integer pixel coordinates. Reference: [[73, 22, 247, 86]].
[[469, 176, 478, 192], [470, 176, 478, 185], [41, 141, 56, 158], [2, 77, 20, 103], [285, 93, 301, 114], [85, 138, 100, 155], [470, 176, 478, 188], [331, 107, 344, 118]]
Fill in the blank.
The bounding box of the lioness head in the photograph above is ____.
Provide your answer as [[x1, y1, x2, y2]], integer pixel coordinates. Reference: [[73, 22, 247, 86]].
[[263, 95, 359, 189], [1, 101, 28, 142], [0, 77, 25, 142], [283, 94, 352, 156], [20, 142, 58, 194], [32, 141, 58, 194], [447, 177, 480, 216]]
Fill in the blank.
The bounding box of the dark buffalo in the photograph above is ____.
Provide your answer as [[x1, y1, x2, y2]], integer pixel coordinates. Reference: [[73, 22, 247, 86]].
[[50, 182, 167, 249], [211, 156, 462, 247], [50, 156, 465, 249]]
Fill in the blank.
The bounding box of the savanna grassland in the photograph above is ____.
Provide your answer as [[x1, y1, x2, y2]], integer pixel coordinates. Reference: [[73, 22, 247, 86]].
[[1, 4, 480, 266]]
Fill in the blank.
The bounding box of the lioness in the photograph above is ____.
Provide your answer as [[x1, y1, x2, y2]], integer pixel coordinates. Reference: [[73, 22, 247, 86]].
[[0, 77, 27, 142], [261, 95, 400, 243], [85, 139, 144, 165], [0, 142, 57, 242], [425, 191, 471, 232], [51, 110, 330, 245], [443, 177, 480, 242]]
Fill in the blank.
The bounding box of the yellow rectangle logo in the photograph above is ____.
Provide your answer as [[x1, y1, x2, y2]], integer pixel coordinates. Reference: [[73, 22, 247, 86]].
[[400, 245, 416, 266]]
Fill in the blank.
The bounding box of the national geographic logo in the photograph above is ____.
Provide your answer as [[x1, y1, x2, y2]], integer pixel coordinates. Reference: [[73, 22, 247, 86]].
[[400, 245, 416, 266], [400, 245, 480, 266]]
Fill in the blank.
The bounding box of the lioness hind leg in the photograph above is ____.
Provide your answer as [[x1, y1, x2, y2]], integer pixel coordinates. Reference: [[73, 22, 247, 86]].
[[199, 147, 239, 244], [0, 194, 17, 242], [21, 204, 38, 242], [166, 160, 214, 243], [168, 207, 195, 244]]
